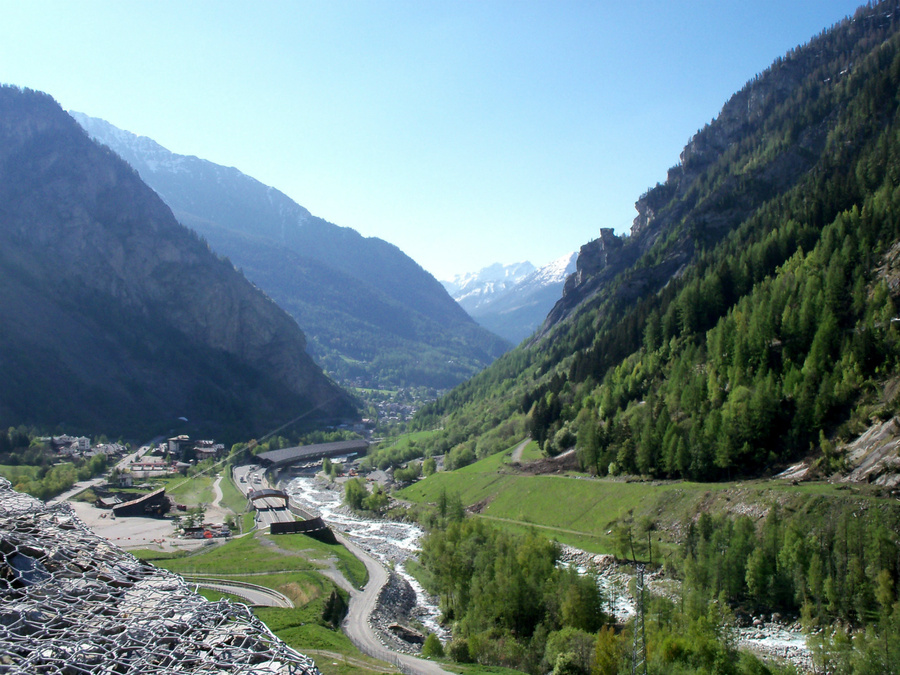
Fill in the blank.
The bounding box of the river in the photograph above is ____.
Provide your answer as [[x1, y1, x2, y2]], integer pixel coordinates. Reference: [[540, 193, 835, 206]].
[[284, 476, 811, 671], [284, 476, 449, 640], [561, 546, 813, 671]]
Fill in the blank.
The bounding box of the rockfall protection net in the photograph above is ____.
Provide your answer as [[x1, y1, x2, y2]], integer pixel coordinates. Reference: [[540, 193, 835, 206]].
[[0, 478, 320, 674]]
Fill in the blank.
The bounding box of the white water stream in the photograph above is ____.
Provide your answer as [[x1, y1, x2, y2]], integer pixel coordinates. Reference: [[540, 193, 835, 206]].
[[284, 477, 449, 639], [284, 477, 811, 671], [562, 547, 812, 672]]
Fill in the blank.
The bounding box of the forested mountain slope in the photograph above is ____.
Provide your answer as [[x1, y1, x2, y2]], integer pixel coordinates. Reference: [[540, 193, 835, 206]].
[[0, 86, 355, 439], [412, 1, 900, 481], [71, 113, 510, 389]]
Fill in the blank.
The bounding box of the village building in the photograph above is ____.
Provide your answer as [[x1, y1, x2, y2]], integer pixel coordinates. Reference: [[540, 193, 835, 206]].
[[166, 435, 224, 462], [167, 435, 191, 456], [52, 435, 92, 456]]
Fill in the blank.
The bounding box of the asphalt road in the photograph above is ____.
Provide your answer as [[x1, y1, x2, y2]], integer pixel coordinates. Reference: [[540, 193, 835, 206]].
[[235, 465, 295, 528], [186, 577, 293, 608], [336, 534, 450, 675]]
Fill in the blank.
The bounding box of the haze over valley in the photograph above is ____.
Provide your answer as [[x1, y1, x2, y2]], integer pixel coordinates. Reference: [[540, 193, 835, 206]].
[[72, 112, 509, 391], [5, 3, 900, 675]]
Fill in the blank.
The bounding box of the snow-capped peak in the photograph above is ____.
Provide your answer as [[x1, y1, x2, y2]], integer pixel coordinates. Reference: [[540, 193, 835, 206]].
[[441, 261, 535, 296], [69, 111, 196, 175], [442, 253, 577, 314], [526, 251, 577, 286], [442, 251, 577, 343]]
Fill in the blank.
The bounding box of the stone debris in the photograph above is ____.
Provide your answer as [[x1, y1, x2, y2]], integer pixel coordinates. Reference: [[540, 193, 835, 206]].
[[774, 462, 811, 482], [0, 478, 320, 674], [737, 621, 813, 673], [369, 570, 426, 656], [842, 416, 900, 487]]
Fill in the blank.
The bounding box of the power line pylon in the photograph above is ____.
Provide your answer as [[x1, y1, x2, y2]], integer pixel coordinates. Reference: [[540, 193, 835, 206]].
[[631, 566, 648, 675]]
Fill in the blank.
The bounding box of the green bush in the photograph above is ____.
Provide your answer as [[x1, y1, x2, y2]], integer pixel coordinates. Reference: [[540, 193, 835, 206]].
[[422, 633, 444, 658], [447, 637, 472, 663]]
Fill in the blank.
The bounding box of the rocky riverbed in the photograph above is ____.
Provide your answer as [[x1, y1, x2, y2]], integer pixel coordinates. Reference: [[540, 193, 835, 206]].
[[369, 571, 430, 655], [285, 477, 814, 671], [738, 619, 812, 673], [284, 476, 448, 648]]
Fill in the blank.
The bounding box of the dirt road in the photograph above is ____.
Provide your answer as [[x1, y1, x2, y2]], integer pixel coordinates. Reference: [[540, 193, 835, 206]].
[[510, 437, 530, 462]]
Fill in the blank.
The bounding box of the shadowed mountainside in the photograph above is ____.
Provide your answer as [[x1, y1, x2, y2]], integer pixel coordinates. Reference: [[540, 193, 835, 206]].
[[71, 112, 510, 389], [0, 86, 355, 439]]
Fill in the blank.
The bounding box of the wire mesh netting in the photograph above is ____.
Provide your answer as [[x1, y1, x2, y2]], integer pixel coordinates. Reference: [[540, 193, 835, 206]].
[[0, 478, 321, 674]]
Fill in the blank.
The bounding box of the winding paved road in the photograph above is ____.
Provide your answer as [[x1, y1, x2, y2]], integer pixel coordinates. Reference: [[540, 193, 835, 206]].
[[185, 576, 294, 608], [336, 534, 450, 675], [246, 467, 450, 673]]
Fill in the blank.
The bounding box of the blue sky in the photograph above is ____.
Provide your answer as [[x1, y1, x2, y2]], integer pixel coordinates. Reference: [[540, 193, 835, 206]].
[[0, 1, 865, 280]]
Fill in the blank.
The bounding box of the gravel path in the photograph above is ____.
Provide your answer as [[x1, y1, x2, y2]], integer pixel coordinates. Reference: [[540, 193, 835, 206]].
[[211, 475, 224, 507], [200, 474, 233, 527], [510, 437, 531, 463]]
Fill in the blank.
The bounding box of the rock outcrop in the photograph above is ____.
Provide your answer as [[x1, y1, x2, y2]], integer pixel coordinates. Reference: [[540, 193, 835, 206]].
[[537, 16, 861, 338]]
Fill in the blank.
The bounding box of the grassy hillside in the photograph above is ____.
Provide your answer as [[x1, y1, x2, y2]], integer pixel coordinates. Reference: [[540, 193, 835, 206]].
[[136, 530, 375, 675], [399, 439, 900, 557], [400, 439, 900, 672]]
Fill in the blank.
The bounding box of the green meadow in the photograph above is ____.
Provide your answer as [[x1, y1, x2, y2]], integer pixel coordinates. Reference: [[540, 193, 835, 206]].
[[398, 438, 895, 556]]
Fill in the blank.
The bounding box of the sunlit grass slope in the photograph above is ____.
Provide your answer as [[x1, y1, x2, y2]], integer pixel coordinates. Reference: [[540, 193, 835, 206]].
[[398, 440, 897, 556]]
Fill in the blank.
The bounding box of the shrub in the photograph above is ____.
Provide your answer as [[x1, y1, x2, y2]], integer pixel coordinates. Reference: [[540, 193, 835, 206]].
[[447, 637, 472, 663], [422, 633, 444, 658]]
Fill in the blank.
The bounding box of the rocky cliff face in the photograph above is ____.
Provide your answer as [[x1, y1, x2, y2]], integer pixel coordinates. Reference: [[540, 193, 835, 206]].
[[539, 19, 846, 336], [543, 227, 644, 330], [0, 86, 354, 437]]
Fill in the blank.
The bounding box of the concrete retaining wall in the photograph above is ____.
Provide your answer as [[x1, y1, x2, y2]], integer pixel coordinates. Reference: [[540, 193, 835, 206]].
[[287, 497, 320, 521]]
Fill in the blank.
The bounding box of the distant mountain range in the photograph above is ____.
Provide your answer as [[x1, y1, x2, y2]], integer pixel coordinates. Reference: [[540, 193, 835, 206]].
[[72, 113, 510, 390], [442, 253, 577, 344], [442, 261, 537, 307], [0, 86, 355, 440]]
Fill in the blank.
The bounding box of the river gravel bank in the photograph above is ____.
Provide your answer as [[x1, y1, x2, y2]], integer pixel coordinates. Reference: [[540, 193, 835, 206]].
[[284, 476, 448, 649], [285, 477, 814, 671], [370, 570, 429, 655], [560, 545, 813, 672]]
